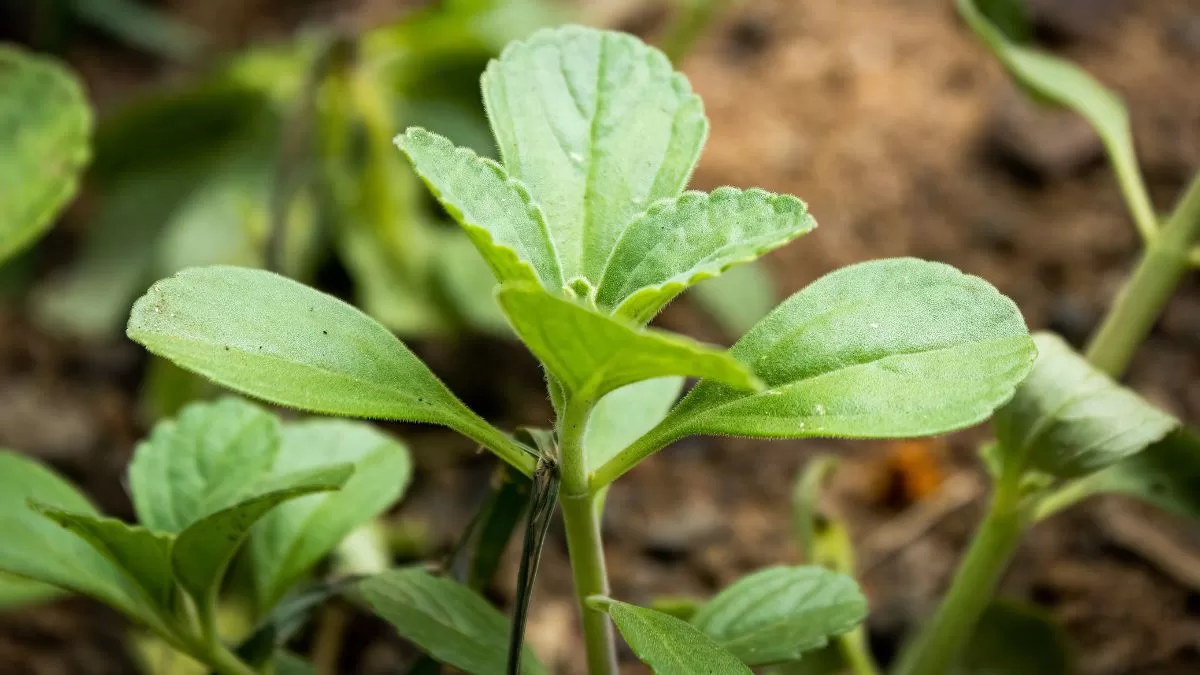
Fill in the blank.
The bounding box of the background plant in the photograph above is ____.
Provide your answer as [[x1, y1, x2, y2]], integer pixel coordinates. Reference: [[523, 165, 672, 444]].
[[117, 24, 1041, 674]]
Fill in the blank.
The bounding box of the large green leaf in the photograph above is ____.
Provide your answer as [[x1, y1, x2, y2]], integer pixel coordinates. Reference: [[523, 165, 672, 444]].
[[496, 283, 759, 402], [0, 46, 91, 264], [993, 333, 1177, 479], [250, 420, 411, 611], [357, 567, 545, 675], [586, 377, 684, 468], [482, 25, 707, 282], [128, 398, 281, 534], [395, 127, 562, 289], [592, 598, 752, 674], [0, 452, 155, 624], [691, 566, 867, 666], [30, 507, 175, 608], [627, 258, 1034, 452], [596, 188, 815, 324], [692, 261, 777, 339], [1038, 428, 1200, 520], [957, 0, 1155, 236], [172, 464, 351, 606], [954, 601, 1070, 675], [127, 266, 533, 473]]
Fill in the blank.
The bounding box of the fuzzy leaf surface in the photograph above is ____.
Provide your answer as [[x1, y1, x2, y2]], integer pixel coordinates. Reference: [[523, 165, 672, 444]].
[[596, 598, 751, 674], [635, 258, 1035, 448], [586, 377, 683, 468], [250, 420, 411, 610], [357, 567, 545, 675], [692, 566, 867, 666], [497, 283, 759, 401], [126, 266, 520, 465], [0, 573, 63, 610], [994, 332, 1177, 479], [128, 398, 281, 533], [483, 25, 707, 281], [395, 127, 562, 289], [0, 452, 153, 622], [0, 46, 91, 263], [30, 506, 175, 608], [596, 188, 814, 323], [172, 464, 351, 605]]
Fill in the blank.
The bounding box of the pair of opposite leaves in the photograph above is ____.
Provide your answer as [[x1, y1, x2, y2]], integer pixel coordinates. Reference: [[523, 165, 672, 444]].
[[128, 26, 1039, 481]]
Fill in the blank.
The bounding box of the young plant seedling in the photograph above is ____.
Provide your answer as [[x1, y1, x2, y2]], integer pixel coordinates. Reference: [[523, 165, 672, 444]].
[[124, 24, 1038, 674], [887, 2, 1200, 675], [0, 398, 411, 674]]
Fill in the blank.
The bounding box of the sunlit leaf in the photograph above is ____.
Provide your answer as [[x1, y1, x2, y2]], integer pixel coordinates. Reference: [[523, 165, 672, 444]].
[[592, 597, 751, 674], [596, 188, 814, 324], [483, 25, 707, 282], [993, 333, 1177, 479]]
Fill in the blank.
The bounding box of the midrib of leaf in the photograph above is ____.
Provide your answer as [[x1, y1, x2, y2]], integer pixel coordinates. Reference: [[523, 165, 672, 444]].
[[578, 34, 608, 280], [193, 419, 273, 522], [665, 335, 1029, 439], [1006, 376, 1120, 470]]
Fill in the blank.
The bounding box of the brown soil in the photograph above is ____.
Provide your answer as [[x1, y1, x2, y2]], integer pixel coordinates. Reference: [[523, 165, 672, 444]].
[[2, 0, 1200, 673]]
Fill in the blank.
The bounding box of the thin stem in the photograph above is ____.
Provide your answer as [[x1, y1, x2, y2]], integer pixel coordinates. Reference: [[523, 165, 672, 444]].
[[839, 627, 881, 675], [891, 480, 1029, 675], [458, 417, 538, 478], [559, 398, 593, 497], [560, 494, 618, 675], [590, 423, 678, 490], [1086, 173, 1200, 378], [661, 0, 734, 64]]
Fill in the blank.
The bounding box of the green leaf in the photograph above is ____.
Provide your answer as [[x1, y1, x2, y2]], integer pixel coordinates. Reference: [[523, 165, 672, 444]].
[[0, 452, 154, 623], [691, 566, 867, 666], [957, 0, 1155, 236], [586, 378, 683, 469], [637, 258, 1035, 447], [483, 25, 707, 282], [591, 597, 752, 674], [127, 266, 533, 473], [0, 46, 91, 264], [1039, 428, 1200, 520], [993, 332, 1178, 479], [954, 601, 1070, 675], [172, 464, 352, 606], [274, 652, 318, 675], [0, 572, 64, 611], [395, 127, 563, 289], [496, 283, 760, 401], [596, 188, 815, 324], [30, 506, 175, 609], [357, 567, 545, 675], [128, 398, 281, 534], [974, 0, 1030, 42], [692, 261, 777, 339], [250, 420, 411, 611], [436, 230, 513, 336]]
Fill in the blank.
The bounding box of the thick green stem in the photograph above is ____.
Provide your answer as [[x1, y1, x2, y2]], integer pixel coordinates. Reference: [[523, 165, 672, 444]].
[[892, 482, 1028, 675], [560, 494, 618, 675], [839, 627, 882, 675], [1087, 173, 1200, 378]]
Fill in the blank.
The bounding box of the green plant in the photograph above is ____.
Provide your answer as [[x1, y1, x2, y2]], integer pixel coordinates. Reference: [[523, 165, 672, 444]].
[[117, 24, 1039, 673], [885, 2, 1200, 674], [0, 397, 411, 674]]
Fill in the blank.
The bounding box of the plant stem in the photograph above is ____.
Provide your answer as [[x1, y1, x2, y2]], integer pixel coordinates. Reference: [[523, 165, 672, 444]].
[[661, 0, 734, 64], [839, 626, 881, 675], [1087, 173, 1200, 378], [891, 481, 1028, 675], [557, 398, 618, 675], [560, 494, 618, 675]]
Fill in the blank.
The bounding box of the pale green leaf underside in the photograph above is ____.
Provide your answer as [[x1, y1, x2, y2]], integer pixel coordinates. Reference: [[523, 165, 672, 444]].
[[496, 283, 760, 401], [357, 567, 545, 675], [586, 377, 683, 469], [128, 397, 281, 534], [172, 464, 352, 604], [0, 46, 91, 264], [0, 452, 150, 622], [395, 127, 562, 290], [692, 261, 777, 338], [994, 332, 1178, 479], [597, 598, 752, 674], [251, 420, 411, 611], [641, 258, 1035, 446], [126, 266, 490, 436], [956, 0, 1154, 233], [596, 188, 815, 324], [31, 506, 175, 609], [483, 25, 707, 282], [691, 566, 867, 666]]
